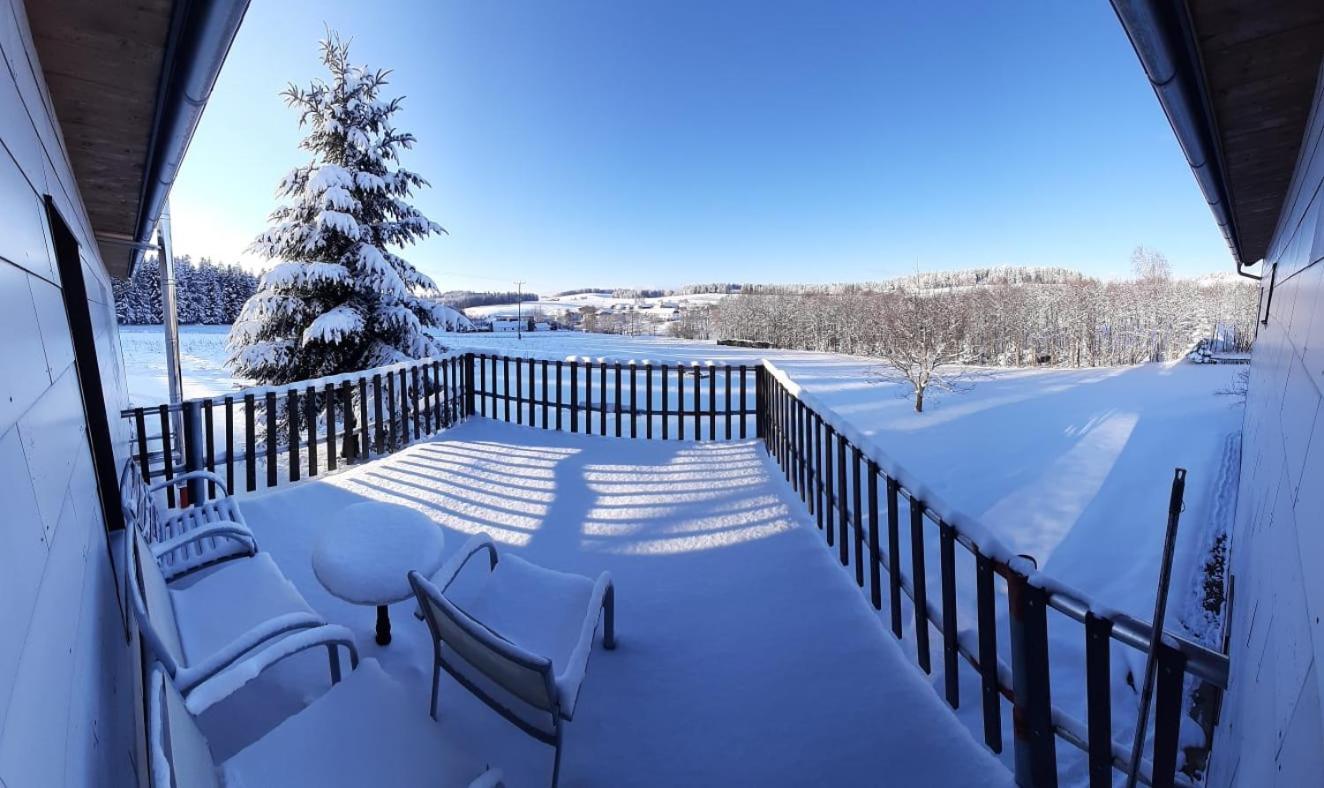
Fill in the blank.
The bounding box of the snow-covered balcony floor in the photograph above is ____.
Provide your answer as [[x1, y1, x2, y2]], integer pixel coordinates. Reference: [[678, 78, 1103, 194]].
[[198, 419, 1010, 786]]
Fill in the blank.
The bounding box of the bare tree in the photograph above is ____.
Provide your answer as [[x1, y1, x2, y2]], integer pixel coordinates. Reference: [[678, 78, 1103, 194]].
[[873, 280, 969, 413]]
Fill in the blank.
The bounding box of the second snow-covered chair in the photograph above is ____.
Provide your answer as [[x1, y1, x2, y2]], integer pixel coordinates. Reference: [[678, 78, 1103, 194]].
[[409, 533, 616, 787], [121, 458, 255, 576], [126, 527, 355, 714]]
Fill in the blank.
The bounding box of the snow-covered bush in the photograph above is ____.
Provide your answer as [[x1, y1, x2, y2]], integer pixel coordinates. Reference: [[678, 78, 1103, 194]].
[[227, 32, 463, 385]]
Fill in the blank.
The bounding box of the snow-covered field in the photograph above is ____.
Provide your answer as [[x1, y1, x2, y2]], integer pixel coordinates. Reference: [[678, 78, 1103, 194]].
[[120, 324, 251, 405]]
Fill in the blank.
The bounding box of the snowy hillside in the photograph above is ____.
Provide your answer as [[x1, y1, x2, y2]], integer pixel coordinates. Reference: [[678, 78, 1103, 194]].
[[460, 290, 732, 320]]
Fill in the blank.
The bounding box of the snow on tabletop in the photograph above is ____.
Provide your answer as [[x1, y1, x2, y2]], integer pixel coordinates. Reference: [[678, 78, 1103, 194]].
[[312, 501, 446, 605]]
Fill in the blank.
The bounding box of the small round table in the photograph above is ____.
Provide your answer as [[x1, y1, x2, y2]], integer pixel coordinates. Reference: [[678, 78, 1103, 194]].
[[312, 501, 446, 646]]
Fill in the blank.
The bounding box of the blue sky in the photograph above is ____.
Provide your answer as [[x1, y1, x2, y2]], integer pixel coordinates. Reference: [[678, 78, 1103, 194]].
[[171, 1, 1230, 295]]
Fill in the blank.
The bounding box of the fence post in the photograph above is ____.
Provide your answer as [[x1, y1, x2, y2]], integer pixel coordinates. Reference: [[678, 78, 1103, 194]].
[[1008, 570, 1058, 787], [181, 400, 204, 505], [755, 365, 766, 442]]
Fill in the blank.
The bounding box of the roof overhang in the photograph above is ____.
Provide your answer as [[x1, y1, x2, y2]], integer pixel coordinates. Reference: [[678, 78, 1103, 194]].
[[27, 0, 250, 279], [1110, 0, 1324, 276]]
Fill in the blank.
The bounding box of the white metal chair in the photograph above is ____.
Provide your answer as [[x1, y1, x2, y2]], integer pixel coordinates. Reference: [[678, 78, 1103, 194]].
[[126, 526, 354, 714], [409, 533, 616, 787], [121, 458, 254, 576], [148, 659, 505, 788]]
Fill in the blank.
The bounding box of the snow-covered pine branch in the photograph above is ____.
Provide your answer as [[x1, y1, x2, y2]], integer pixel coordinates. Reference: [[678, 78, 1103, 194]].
[[227, 31, 450, 384]]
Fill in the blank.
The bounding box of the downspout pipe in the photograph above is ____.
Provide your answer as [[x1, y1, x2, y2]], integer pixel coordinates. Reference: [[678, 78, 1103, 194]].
[[1108, 0, 1260, 279], [131, 0, 251, 274]]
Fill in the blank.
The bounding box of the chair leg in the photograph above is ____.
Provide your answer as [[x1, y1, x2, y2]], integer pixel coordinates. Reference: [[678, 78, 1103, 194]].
[[551, 724, 563, 788], [327, 644, 341, 684], [430, 659, 441, 720], [602, 582, 616, 650]]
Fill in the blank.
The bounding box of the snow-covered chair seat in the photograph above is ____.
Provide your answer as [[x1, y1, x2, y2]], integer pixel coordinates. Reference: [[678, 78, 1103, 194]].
[[148, 659, 505, 788], [120, 458, 254, 576], [127, 527, 354, 715], [409, 533, 615, 787]]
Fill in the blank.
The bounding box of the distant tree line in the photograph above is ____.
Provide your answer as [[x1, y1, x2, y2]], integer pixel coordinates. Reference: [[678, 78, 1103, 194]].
[[113, 255, 257, 324], [440, 290, 540, 310], [712, 257, 1259, 368]]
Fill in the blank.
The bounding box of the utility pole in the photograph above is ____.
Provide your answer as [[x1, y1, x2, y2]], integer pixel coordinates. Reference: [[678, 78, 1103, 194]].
[[515, 280, 526, 341]]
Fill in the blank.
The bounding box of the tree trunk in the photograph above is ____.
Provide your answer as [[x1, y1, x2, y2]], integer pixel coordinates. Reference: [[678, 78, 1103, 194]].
[[914, 387, 924, 413]]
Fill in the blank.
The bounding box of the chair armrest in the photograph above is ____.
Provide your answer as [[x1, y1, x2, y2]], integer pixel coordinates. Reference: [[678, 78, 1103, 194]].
[[175, 611, 325, 693], [415, 533, 499, 621], [556, 571, 614, 720], [182, 624, 360, 715], [152, 521, 255, 556], [433, 533, 500, 593], [149, 470, 231, 499]]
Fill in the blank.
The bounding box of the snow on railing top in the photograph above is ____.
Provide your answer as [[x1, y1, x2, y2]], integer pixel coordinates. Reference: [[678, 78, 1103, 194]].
[[463, 346, 744, 368]]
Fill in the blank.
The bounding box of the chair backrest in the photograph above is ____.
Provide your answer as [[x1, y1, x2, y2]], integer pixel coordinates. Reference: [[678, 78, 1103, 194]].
[[127, 527, 187, 675], [120, 459, 161, 541], [410, 571, 559, 718], [148, 665, 221, 788]]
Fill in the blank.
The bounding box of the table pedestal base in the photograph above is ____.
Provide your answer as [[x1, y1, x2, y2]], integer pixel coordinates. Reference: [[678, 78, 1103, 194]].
[[376, 604, 392, 646]]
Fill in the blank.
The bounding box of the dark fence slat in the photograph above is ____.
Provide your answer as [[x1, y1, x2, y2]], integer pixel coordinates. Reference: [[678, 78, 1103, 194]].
[[399, 369, 410, 445], [264, 392, 277, 488], [910, 498, 931, 672], [479, 355, 488, 418], [867, 462, 881, 609], [708, 365, 716, 440], [630, 363, 638, 438], [976, 554, 1003, 752], [556, 361, 565, 431], [203, 400, 215, 497], [412, 366, 422, 438], [244, 394, 256, 492], [134, 408, 150, 481], [583, 360, 593, 435], [939, 521, 959, 707], [287, 389, 301, 483], [836, 434, 848, 564], [1008, 574, 1058, 787], [614, 362, 623, 438], [224, 397, 235, 493], [814, 416, 825, 530], [1150, 645, 1188, 788], [306, 386, 319, 477], [662, 364, 670, 439], [372, 374, 384, 454], [422, 364, 434, 435], [325, 383, 337, 471], [157, 405, 175, 507], [514, 356, 523, 425], [645, 364, 654, 439], [725, 366, 733, 439], [521, 360, 532, 429], [739, 365, 748, 439], [852, 447, 864, 586], [823, 426, 835, 548], [599, 361, 607, 436], [693, 364, 701, 440], [1085, 613, 1114, 788], [386, 372, 398, 450], [887, 478, 903, 636], [542, 360, 550, 429]]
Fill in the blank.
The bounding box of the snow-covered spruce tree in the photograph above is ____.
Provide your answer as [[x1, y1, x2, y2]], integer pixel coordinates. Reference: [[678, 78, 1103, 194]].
[[227, 33, 461, 385]]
